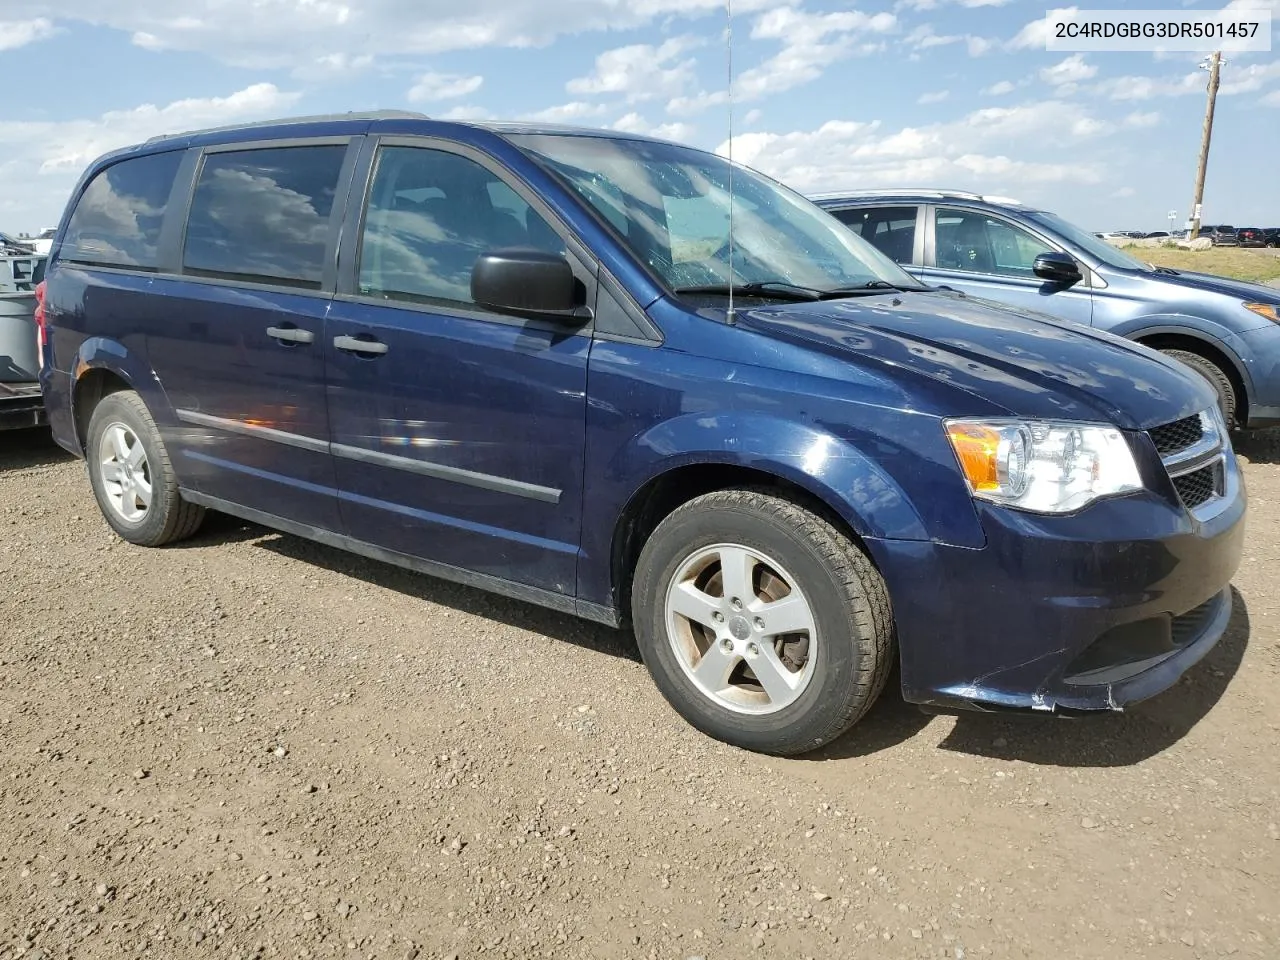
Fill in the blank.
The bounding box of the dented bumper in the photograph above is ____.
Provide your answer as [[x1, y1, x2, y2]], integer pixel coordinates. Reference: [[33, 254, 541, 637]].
[[866, 476, 1246, 716]]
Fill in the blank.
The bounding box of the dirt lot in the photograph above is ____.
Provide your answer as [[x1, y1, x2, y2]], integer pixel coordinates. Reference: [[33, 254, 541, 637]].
[[1, 427, 1278, 960]]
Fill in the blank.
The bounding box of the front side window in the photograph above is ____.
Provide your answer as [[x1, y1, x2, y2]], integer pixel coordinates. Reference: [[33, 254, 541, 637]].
[[62, 151, 184, 269], [509, 134, 922, 298], [935, 208, 1053, 278], [832, 206, 918, 265], [358, 146, 566, 307], [182, 145, 348, 289]]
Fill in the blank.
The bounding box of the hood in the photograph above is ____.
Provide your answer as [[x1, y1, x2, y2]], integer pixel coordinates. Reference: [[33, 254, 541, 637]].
[[734, 290, 1217, 431], [1141, 267, 1280, 303]]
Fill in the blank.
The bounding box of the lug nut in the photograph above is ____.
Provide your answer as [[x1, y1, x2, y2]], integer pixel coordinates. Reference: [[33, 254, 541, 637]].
[[753, 617, 765, 631], [746, 642, 760, 657], [712, 612, 725, 623], [730, 598, 743, 611], [720, 638, 734, 654]]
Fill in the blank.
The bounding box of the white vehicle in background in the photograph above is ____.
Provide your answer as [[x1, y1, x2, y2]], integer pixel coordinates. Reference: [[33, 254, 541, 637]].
[[26, 229, 56, 256]]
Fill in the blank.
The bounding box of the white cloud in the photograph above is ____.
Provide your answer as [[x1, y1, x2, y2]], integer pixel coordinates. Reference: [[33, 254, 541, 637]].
[[407, 72, 485, 103], [983, 80, 1018, 95], [611, 113, 696, 142], [716, 100, 1112, 198], [898, 0, 1012, 8], [733, 7, 898, 100], [1007, 7, 1077, 50], [292, 52, 374, 81], [1093, 61, 1280, 101], [17, 0, 781, 69], [0, 83, 301, 230], [1123, 111, 1161, 128], [567, 36, 701, 103], [1111, 186, 1136, 198], [521, 101, 609, 123], [904, 24, 992, 56], [1265, 89, 1280, 107], [1040, 54, 1096, 86], [918, 90, 950, 104], [0, 17, 56, 51], [436, 104, 495, 121]]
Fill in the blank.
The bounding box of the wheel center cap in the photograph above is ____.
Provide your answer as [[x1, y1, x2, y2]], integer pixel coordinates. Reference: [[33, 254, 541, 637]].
[[728, 615, 752, 641]]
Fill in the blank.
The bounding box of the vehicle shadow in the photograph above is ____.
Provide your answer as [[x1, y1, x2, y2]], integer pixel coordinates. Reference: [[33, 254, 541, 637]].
[[0, 427, 74, 471], [809, 588, 1249, 767], [189, 518, 641, 663], [1234, 427, 1280, 466]]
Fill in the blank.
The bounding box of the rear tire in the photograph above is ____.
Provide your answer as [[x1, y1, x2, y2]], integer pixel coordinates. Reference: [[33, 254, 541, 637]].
[[631, 488, 894, 756], [86, 391, 205, 546], [1160, 348, 1237, 429]]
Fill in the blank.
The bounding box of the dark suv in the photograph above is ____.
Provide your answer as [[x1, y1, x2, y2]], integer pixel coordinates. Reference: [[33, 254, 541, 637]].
[[1236, 227, 1266, 248], [814, 191, 1280, 430], [37, 114, 1245, 755]]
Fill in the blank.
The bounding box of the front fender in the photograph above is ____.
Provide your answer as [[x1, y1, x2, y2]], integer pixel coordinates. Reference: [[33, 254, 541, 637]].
[[1108, 316, 1253, 404], [616, 412, 932, 542]]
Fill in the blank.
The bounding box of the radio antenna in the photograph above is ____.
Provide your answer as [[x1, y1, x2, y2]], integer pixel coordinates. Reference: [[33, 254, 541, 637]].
[[725, 0, 737, 325]]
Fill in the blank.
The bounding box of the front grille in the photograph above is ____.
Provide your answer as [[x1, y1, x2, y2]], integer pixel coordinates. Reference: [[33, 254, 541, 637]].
[[1149, 414, 1203, 456], [1172, 463, 1220, 509]]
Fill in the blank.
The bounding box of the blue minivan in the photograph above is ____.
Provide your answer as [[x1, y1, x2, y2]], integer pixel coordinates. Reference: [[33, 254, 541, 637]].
[[37, 114, 1245, 755], [812, 190, 1280, 431]]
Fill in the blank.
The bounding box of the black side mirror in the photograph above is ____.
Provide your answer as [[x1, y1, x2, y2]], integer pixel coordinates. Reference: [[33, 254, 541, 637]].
[[1033, 251, 1083, 285], [472, 248, 583, 321]]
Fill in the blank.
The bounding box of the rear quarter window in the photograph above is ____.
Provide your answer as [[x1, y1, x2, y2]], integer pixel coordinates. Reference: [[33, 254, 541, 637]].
[[61, 151, 184, 270]]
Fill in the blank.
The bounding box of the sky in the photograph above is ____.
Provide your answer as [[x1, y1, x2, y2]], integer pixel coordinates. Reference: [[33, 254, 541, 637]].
[[1, 0, 1277, 235]]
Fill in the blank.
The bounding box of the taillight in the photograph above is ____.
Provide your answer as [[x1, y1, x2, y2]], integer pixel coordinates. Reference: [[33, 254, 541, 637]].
[[33, 280, 47, 357]]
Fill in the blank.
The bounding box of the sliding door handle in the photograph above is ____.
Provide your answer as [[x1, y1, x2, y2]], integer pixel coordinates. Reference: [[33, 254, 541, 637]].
[[267, 326, 315, 344], [334, 335, 389, 356]]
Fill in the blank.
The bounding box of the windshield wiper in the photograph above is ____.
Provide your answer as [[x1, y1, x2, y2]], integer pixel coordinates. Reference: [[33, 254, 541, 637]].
[[1150, 265, 1181, 276], [673, 281, 823, 302], [818, 279, 929, 299]]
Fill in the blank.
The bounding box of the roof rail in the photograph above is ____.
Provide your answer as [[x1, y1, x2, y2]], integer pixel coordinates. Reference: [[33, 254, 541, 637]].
[[144, 110, 430, 144], [808, 187, 1024, 205]]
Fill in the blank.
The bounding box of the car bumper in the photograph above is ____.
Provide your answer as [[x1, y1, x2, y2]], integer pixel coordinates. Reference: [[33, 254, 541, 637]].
[[866, 466, 1246, 715]]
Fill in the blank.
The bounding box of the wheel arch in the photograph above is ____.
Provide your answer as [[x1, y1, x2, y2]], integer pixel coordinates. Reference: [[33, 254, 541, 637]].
[[1128, 327, 1250, 424], [605, 442, 932, 626], [69, 338, 175, 453]]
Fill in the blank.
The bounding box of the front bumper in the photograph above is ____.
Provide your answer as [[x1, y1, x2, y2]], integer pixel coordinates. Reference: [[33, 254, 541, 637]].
[[867, 462, 1246, 715]]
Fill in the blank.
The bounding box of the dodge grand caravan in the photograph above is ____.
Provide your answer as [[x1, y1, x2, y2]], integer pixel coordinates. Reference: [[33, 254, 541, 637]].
[[37, 113, 1245, 755]]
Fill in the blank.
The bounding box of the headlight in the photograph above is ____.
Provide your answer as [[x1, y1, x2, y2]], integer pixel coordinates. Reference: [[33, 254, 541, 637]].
[[945, 418, 1142, 514], [1244, 302, 1279, 323]]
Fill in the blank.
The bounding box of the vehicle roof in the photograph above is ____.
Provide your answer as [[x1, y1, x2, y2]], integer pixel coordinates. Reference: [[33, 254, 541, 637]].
[[84, 111, 691, 173], [809, 188, 1030, 208]]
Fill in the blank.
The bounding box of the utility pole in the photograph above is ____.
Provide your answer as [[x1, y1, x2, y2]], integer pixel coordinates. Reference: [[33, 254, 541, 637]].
[[1187, 50, 1223, 241]]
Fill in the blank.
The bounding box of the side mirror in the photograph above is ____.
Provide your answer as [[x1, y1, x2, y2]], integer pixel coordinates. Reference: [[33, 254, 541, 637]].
[[1033, 251, 1083, 285], [472, 248, 583, 320]]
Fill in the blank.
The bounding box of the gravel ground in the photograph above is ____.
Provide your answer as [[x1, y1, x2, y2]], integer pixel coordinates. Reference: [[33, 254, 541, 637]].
[[1, 427, 1278, 960]]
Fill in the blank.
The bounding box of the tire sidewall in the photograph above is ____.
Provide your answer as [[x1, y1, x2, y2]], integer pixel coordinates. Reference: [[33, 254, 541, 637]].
[[1162, 349, 1236, 427], [86, 394, 174, 545], [633, 500, 863, 752]]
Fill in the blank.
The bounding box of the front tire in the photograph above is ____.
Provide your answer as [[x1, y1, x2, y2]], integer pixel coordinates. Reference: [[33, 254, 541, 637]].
[[86, 391, 205, 546], [1159, 349, 1238, 429], [631, 488, 894, 756]]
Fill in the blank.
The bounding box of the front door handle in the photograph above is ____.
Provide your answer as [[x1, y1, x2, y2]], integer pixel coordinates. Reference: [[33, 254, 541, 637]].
[[334, 335, 389, 356], [267, 326, 315, 344]]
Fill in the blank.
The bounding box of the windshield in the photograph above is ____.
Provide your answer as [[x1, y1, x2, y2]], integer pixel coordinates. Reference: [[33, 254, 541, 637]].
[[1025, 210, 1152, 272], [510, 133, 921, 297]]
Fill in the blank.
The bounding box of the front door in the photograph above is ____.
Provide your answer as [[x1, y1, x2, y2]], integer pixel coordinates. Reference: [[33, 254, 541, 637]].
[[146, 140, 357, 531], [324, 140, 592, 596], [921, 206, 1094, 327]]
